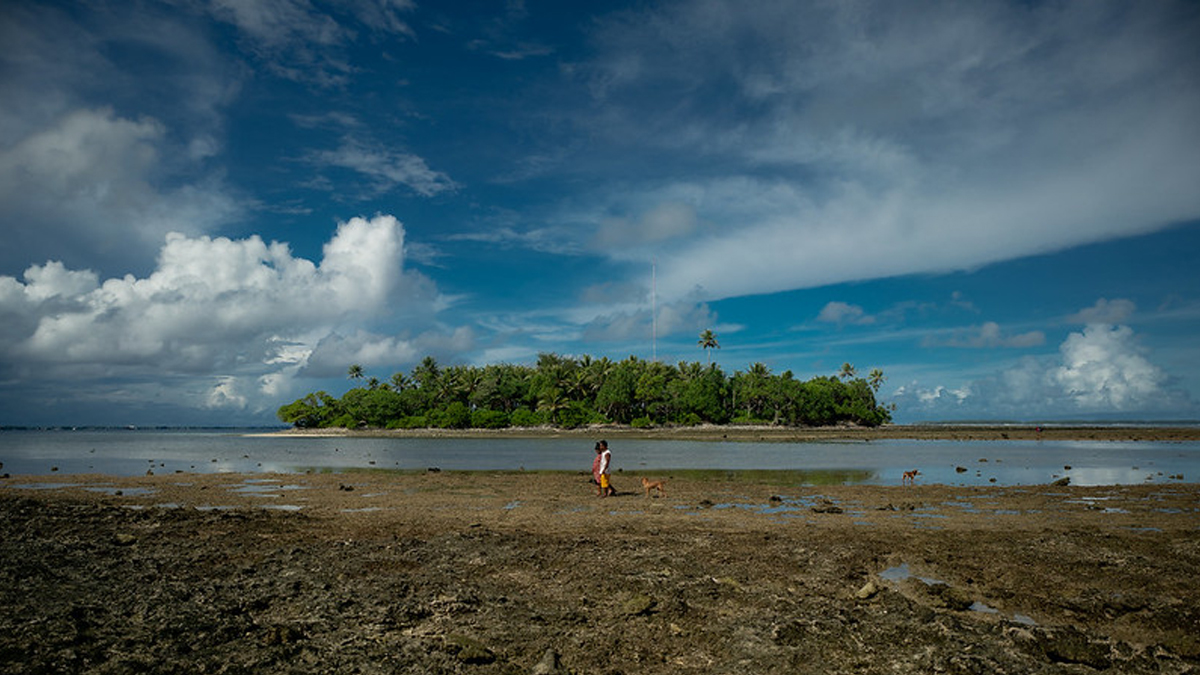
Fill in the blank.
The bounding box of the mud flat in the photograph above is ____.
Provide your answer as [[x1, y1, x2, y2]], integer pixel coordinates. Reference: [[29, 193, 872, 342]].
[[3, 471, 1199, 674]]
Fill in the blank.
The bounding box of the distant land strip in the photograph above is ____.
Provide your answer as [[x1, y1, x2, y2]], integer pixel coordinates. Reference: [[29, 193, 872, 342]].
[[259, 424, 1200, 443]]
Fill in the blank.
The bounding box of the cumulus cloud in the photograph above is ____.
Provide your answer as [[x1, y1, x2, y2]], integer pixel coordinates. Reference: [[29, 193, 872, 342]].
[[573, 0, 1200, 302], [891, 300, 1192, 420], [0, 2, 244, 277], [303, 326, 476, 378], [0, 107, 240, 275], [0, 215, 444, 418], [817, 302, 875, 326], [1052, 324, 1165, 409], [1070, 298, 1136, 325]]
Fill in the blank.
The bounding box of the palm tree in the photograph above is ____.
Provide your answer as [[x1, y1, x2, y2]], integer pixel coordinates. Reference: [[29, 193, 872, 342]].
[[537, 387, 569, 425], [390, 372, 411, 391], [347, 364, 364, 383], [838, 362, 857, 381], [413, 356, 440, 390], [867, 368, 885, 392], [698, 329, 720, 365]]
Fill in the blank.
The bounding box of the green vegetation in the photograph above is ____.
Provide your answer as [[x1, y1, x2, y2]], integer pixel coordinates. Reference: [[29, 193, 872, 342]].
[[277, 353, 892, 430]]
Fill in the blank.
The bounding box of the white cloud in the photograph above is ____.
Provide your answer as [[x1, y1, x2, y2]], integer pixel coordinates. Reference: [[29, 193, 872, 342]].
[[930, 321, 1046, 349], [581, 300, 718, 343], [0, 107, 241, 274], [1052, 324, 1165, 409], [593, 202, 700, 249], [574, 1, 1200, 303], [890, 301, 1192, 420], [207, 0, 416, 85], [308, 138, 458, 197], [302, 326, 476, 378], [1069, 298, 1136, 325], [817, 302, 874, 326], [0, 214, 444, 416]]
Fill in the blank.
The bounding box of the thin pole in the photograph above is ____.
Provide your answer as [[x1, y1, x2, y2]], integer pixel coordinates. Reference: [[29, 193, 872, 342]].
[[651, 259, 657, 362]]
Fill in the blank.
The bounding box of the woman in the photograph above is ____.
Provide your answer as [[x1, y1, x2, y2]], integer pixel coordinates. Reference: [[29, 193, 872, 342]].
[[594, 440, 614, 497]]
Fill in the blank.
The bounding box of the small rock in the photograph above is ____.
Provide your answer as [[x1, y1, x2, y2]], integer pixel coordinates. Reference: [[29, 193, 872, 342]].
[[1051, 477, 1070, 486], [261, 624, 305, 646], [855, 581, 878, 600], [622, 593, 655, 616], [113, 533, 137, 546], [1034, 626, 1112, 669], [955, 466, 967, 473], [925, 583, 974, 611], [445, 635, 495, 664], [531, 648, 563, 675]]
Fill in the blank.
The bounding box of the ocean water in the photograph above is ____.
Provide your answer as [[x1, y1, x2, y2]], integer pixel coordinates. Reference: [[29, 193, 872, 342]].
[[1, 428, 1198, 486]]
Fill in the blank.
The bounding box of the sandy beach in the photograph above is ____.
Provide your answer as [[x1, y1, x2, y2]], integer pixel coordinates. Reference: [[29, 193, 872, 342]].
[[3, 468, 1199, 674]]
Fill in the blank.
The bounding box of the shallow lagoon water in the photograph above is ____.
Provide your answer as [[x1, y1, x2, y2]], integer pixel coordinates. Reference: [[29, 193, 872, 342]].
[[1, 428, 1198, 486]]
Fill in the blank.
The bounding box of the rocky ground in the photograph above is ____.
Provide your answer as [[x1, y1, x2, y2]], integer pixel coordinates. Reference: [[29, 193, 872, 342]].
[[2, 471, 1199, 674]]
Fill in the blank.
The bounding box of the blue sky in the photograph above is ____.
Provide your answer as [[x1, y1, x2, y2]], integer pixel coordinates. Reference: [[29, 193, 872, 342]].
[[2, 0, 1199, 426]]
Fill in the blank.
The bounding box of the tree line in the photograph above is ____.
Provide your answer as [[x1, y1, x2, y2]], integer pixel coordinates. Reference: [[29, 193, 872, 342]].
[[277, 353, 892, 430]]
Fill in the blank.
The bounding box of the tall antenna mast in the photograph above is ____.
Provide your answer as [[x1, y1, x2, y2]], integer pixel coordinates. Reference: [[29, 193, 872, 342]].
[[651, 259, 657, 362]]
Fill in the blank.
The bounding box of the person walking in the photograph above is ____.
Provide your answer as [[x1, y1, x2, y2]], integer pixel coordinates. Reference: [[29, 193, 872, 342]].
[[595, 440, 615, 497]]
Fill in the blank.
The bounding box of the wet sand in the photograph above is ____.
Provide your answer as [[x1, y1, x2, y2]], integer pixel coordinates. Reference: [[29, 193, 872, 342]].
[[3, 470, 1199, 673]]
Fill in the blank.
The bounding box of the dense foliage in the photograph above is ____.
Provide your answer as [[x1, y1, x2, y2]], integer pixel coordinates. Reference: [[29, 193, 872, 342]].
[[277, 355, 892, 430]]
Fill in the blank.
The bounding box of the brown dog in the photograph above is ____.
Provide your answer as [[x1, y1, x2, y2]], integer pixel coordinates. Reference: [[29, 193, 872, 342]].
[[641, 477, 667, 498], [902, 469, 921, 486]]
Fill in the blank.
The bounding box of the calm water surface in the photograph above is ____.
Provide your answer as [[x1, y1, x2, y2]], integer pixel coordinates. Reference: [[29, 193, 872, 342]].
[[1, 428, 1198, 486]]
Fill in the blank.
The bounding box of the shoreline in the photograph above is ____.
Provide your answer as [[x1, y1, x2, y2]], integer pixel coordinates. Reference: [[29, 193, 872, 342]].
[[256, 423, 1200, 442]]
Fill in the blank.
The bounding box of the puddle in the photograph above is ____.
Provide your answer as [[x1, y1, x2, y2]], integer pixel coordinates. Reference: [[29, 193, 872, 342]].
[[879, 563, 944, 585], [503, 500, 521, 510], [84, 486, 157, 497], [230, 482, 309, 495], [341, 507, 384, 513], [880, 563, 1038, 625], [260, 504, 303, 511], [6, 483, 72, 490]]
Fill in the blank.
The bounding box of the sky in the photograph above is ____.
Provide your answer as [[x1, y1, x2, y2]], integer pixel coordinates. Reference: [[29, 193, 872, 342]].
[[2, 0, 1199, 426]]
